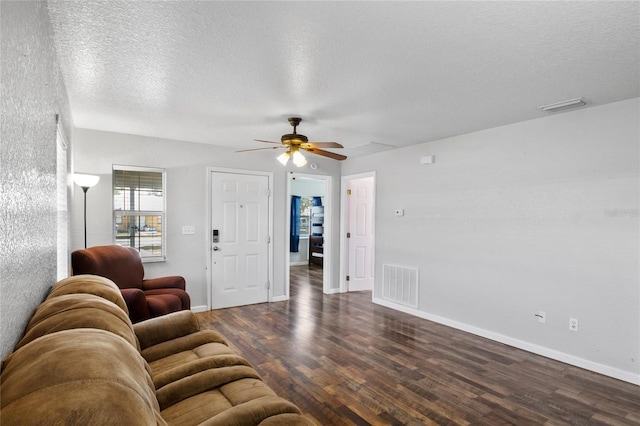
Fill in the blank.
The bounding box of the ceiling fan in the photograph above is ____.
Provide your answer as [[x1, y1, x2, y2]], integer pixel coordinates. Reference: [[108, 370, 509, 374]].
[[237, 117, 347, 167]]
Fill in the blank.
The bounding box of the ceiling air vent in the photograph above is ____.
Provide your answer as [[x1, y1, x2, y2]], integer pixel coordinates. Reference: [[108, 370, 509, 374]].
[[538, 97, 587, 113]]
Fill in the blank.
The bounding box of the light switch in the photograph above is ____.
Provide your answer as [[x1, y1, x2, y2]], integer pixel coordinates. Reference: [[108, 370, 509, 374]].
[[182, 226, 195, 235]]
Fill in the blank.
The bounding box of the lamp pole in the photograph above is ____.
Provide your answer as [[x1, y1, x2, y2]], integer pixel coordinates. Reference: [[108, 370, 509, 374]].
[[81, 186, 89, 248], [73, 174, 100, 249]]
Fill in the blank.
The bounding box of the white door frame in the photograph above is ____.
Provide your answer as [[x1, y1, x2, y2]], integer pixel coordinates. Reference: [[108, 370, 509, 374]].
[[206, 167, 274, 310], [285, 173, 333, 295], [340, 171, 376, 293]]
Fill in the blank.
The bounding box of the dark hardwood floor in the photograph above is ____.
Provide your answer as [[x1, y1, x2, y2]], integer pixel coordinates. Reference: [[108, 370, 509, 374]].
[[197, 265, 639, 425]]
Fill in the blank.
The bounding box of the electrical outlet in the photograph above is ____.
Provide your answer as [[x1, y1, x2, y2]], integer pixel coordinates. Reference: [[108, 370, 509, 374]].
[[536, 311, 546, 324], [569, 318, 579, 331]]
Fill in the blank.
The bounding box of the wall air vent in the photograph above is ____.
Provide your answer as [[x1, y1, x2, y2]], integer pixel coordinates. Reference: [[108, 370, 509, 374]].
[[538, 97, 587, 113], [382, 264, 419, 309]]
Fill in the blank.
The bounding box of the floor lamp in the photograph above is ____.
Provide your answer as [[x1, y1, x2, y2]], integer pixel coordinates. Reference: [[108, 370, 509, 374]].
[[73, 173, 100, 248]]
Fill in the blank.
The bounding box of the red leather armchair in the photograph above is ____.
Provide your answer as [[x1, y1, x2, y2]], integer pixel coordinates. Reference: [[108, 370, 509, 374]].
[[71, 245, 190, 323]]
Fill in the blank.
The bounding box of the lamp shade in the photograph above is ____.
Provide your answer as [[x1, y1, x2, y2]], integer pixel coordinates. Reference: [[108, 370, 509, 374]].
[[277, 151, 290, 166], [292, 150, 307, 167], [73, 173, 100, 188]]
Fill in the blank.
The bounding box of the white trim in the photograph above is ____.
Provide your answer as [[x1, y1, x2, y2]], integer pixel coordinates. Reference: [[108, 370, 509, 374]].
[[284, 175, 291, 299], [191, 305, 208, 313], [271, 295, 289, 302], [286, 172, 333, 295], [373, 297, 640, 386], [206, 167, 274, 310], [112, 164, 164, 173]]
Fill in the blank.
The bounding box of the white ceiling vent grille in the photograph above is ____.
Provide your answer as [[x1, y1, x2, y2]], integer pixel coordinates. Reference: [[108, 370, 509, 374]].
[[538, 97, 587, 113]]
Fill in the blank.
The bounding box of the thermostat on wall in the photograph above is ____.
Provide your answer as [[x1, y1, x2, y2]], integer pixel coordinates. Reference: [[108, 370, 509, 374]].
[[420, 155, 435, 165]]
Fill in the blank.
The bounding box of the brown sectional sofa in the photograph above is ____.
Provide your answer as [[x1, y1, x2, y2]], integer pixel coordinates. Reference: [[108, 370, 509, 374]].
[[0, 275, 312, 425]]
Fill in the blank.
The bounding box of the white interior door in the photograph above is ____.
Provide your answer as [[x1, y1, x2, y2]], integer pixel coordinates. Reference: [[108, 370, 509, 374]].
[[347, 176, 375, 291], [211, 171, 269, 309]]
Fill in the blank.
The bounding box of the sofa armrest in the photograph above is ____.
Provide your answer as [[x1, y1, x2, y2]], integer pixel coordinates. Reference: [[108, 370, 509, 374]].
[[120, 288, 151, 323], [142, 276, 186, 291], [133, 310, 200, 350]]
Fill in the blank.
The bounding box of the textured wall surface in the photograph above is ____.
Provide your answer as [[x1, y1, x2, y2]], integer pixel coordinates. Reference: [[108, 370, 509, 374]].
[[0, 1, 72, 360], [342, 98, 640, 383]]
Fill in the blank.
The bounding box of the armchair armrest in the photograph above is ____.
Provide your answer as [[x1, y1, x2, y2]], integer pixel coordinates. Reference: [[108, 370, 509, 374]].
[[120, 288, 151, 323], [133, 310, 200, 350], [142, 276, 186, 291]]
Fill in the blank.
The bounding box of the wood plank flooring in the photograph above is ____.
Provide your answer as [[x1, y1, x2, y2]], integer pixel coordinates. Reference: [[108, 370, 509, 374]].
[[196, 265, 640, 425]]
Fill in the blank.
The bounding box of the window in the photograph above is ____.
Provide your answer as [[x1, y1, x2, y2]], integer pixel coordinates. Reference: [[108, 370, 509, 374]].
[[56, 122, 69, 280], [298, 197, 314, 237], [113, 165, 166, 262]]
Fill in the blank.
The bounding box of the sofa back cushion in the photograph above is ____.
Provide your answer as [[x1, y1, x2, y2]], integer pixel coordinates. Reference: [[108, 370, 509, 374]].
[[50, 274, 129, 313], [71, 245, 145, 289], [15, 293, 139, 351], [0, 329, 165, 426]]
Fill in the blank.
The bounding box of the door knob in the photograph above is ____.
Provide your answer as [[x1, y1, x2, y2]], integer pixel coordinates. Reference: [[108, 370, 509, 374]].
[[213, 246, 220, 251]]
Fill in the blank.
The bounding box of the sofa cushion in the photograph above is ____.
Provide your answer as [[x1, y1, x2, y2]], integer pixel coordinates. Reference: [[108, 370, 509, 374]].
[[160, 379, 304, 426], [134, 310, 201, 350], [15, 293, 139, 351], [147, 293, 184, 317], [49, 274, 129, 313], [0, 329, 164, 426]]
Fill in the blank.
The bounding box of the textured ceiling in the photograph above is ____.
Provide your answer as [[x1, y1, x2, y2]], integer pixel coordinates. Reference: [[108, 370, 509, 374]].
[[47, 1, 639, 157]]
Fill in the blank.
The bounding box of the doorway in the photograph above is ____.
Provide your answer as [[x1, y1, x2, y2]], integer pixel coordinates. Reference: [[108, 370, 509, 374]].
[[207, 168, 273, 309], [340, 172, 376, 293], [285, 173, 332, 295]]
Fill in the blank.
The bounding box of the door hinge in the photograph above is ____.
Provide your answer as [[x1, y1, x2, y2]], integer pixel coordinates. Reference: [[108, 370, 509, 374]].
[[266, 281, 271, 289], [267, 235, 271, 243], [347, 232, 351, 238], [266, 188, 271, 197], [346, 276, 350, 281], [347, 189, 351, 195]]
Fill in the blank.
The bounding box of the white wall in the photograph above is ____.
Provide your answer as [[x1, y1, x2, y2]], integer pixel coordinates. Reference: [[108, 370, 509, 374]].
[[291, 177, 326, 198], [341, 98, 640, 383], [72, 129, 342, 309], [0, 1, 74, 359]]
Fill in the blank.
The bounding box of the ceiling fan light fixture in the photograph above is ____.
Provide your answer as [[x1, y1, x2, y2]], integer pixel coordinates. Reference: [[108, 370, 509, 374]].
[[292, 150, 307, 167], [242, 116, 346, 164], [277, 151, 290, 165]]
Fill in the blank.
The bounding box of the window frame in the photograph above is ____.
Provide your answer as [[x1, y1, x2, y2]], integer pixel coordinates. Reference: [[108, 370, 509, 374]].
[[112, 164, 167, 263], [56, 121, 69, 280]]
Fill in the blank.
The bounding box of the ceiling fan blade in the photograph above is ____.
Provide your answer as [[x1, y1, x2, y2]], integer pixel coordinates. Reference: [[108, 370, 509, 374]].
[[304, 147, 347, 161], [253, 139, 282, 144], [236, 146, 285, 153], [304, 142, 344, 149]]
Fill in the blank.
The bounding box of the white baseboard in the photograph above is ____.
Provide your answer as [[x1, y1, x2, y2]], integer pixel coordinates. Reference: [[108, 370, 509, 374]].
[[290, 261, 309, 266], [373, 297, 640, 386], [191, 305, 208, 313], [271, 295, 289, 302]]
